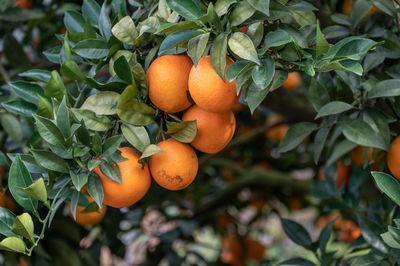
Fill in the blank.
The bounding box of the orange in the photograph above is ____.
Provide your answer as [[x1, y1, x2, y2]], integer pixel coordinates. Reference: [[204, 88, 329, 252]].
[[19, 256, 28, 266], [16, 0, 33, 9], [350, 146, 373, 166], [189, 56, 238, 113], [67, 195, 107, 226], [338, 220, 361, 243], [149, 139, 198, 190], [182, 105, 236, 153], [218, 212, 234, 229], [0, 191, 15, 212], [318, 160, 350, 189], [94, 147, 151, 208], [282, 72, 301, 91], [147, 54, 193, 113], [221, 233, 265, 266], [240, 25, 249, 33], [387, 136, 400, 179], [342, 0, 379, 17], [266, 124, 289, 142]]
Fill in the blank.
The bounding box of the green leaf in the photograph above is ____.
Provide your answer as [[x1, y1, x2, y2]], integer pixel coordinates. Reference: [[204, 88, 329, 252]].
[[37, 95, 53, 119], [381, 232, 400, 249], [71, 109, 112, 131], [117, 100, 155, 126], [251, 57, 275, 89], [322, 36, 380, 61], [215, 0, 236, 16], [99, 160, 122, 184], [291, 11, 316, 26], [350, 0, 372, 28], [19, 69, 51, 83], [246, 0, 269, 15], [342, 119, 387, 150], [316, 101, 354, 118], [121, 124, 150, 153], [245, 82, 269, 114], [60, 60, 85, 81], [226, 60, 253, 82], [156, 21, 199, 34], [69, 190, 80, 221], [56, 97, 71, 139], [31, 150, 69, 173], [371, 172, 400, 206], [114, 56, 133, 84], [12, 213, 34, 243], [313, 124, 330, 164], [229, 1, 255, 26], [228, 32, 260, 64], [316, 20, 330, 57], [73, 39, 110, 59], [320, 60, 363, 76], [319, 218, 336, 253], [158, 30, 203, 55], [81, 91, 119, 115], [21, 178, 47, 203], [111, 16, 138, 45], [99, 2, 112, 40], [9, 81, 44, 104], [140, 144, 165, 159], [326, 139, 357, 165], [188, 32, 210, 67], [0, 207, 18, 237], [33, 114, 66, 148], [279, 258, 317, 266], [0, 237, 26, 253], [280, 218, 312, 245], [1, 114, 23, 142], [64, 10, 85, 33], [278, 122, 318, 153], [82, 0, 101, 26], [102, 135, 123, 157], [166, 0, 203, 20], [368, 79, 400, 99], [166, 120, 197, 143], [45, 70, 67, 102], [70, 171, 88, 191], [9, 156, 38, 212], [3, 34, 30, 69], [246, 22, 264, 47], [262, 29, 293, 51], [210, 33, 228, 80], [87, 173, 104, 208]]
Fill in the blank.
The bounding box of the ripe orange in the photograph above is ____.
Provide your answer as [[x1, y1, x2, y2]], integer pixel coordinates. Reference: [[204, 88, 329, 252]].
[[266, 124, 289, 142], [149, 139, 198, 190], [387, 136, 400, 179], [0, 191, 15, 212], [147, 54, 193, 113], [338, 220, 361, 243], [342, 0, 379, 17], [94, 147, 151, 208], [350, 146, 373, 166], [221, 233, 265, 266], [318, 160, 350, 189], [282, 72, 301, 91], [188, 56, 238, 113], [67, 195, 107, 226], [16, 0, 33, 9], [182, 105, 236, 153], [19, 256, 28, 266]]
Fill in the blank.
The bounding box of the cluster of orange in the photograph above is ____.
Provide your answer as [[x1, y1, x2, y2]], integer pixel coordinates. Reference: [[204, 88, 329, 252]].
[[221, 233, 265, 266], [317, 213, 361, 243]]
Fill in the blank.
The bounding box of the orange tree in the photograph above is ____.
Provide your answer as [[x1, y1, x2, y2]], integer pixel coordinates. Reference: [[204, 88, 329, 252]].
[[1, 0, 400, 265]]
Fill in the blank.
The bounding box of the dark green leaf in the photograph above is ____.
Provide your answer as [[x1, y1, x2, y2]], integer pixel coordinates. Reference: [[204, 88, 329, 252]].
[[99, 2, 112, 40], [166, 0, 203, 20], [71, 109, 112, 131], [121, 124, 150, 153], [73, 39, 110, 59], [64, 10, 85, 33], [371, 172, 400, 207], [158, 30, 203, 55], [228, 32, 260, 64], [1, 114, 23, 142], [114, 56, 133, 84], [19, 69, 51, 83], [9, 81, 44, 105], [342, 119, 387, 150], [2, 100, 36, 117], [31, 150, 69, 173], [316, 101, 354, 118], [210, 33, 228, 80], [102, 135, 123, 157], [33, 114, 66, 148], [56, 97, 71, 139], [280, 218, 312, 245], [0, 207, 18, 237], [82, 0, 101, 26], [278, 122, 318, 153], [188, 32, 210, 67]]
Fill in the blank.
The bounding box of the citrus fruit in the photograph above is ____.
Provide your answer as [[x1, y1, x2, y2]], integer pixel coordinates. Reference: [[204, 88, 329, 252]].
[[387, 136, 400, 179], [318, 160, 350, 189], [266, 124, 289, 142], [147, 54, 193, 113], [16, 0, 33, 9], [94, 147, 151, 208], [68, 195, 107, 226], [350, 146, 373, 166], [149, 139, 198, 190], [342, 0, 379, 17], [282, 72, 301, 91], [0, 191, 15, 212], [188, 56, 238, 113], [221, 233, 265, 266], [182, 105, 236, 153]]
